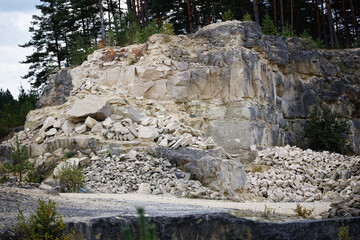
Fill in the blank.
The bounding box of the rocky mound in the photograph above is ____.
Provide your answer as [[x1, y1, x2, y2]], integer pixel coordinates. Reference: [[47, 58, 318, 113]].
[[246, 145, 360, 217]]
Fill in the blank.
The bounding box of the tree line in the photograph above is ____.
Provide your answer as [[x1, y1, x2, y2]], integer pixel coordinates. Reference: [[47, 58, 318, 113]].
[[0, 88, 38, 140], [20, 0, 359, 90]]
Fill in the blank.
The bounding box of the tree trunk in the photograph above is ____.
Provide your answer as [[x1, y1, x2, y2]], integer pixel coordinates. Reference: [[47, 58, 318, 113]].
[[136, 0, 141, 24], [280, 0, 284, 29], [313, 0, 321, 39], [325, 0, 335, 46], [99, 0, 105, 39], [186, 0, 193, 33], [320, 0, 328, 46], [290, 0, 294, 32], [273, 0, 277, 28], [349, 0, 359, 43], [192, 0, 198, 31], [253, 0, 260, 25], [205, 0, 210, 25], [106, 0, 111, 31], [118, 0, 122, 16], [342, 0, 351, 47], [144, 0, 149, 26]]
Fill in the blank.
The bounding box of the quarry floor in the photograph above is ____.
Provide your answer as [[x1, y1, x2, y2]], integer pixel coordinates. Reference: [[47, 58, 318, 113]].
[[0, 186, 332, 233]]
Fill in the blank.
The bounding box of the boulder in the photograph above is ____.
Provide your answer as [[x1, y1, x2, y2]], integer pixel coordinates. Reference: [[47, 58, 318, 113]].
[[138, 126, 159, 141], [155, 147, 246, 200], [61, 120, 75, 136], [67, 95, 111, 122], [75, 124, 87, 134], [85, 116, 98, 129]]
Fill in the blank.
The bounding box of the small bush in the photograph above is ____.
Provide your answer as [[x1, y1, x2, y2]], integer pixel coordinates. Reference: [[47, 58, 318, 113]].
[[279, 22, 293, 37], [0, 175, 7, 183], [122, 208, 156, 240], [242, 13, 252, 22], [293, 204, 314, 218], [261, 14, 277, 35], [222, 9, 234, 21], [15, 199, 69, 240], [25, 170, 44, 183], [338, 221, 350, 240], [64, 151, 75, 159], [58, 162, 84, 193], [304, 109, 349, 154]]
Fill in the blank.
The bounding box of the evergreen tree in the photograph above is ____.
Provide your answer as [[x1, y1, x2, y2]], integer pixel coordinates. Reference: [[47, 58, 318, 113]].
[[20, 0, 70, 88], [4, 137, 34, 182], [261, 14, 277, 35]]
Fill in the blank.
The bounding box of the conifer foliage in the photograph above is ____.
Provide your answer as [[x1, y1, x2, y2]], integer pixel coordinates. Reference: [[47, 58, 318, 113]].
[[261, 14, 277, 35]]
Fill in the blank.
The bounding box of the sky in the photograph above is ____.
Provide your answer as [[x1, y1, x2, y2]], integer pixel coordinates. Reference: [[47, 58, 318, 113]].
[[0, 0, 41, 98]]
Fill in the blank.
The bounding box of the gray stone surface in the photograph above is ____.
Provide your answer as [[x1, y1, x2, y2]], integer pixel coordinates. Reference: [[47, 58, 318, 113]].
[[37, 68, 73, 108], [155, 147, 246, 199], [66, 213, 360, 240]]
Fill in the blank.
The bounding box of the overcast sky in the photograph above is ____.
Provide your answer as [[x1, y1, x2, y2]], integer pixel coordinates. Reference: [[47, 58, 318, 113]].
[[0, 0, 41, 98]]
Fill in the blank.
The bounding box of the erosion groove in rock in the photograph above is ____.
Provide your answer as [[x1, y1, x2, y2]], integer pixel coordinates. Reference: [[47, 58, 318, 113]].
[[66, 213, 360, 240]]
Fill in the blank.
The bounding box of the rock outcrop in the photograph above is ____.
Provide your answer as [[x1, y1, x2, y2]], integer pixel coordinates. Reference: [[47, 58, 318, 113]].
[[36, 21, 360, 157], [1, 21, 360, 203]]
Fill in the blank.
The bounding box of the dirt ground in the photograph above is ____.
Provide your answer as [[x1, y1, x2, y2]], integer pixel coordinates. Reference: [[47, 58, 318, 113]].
[[0, 185, 332, 234]]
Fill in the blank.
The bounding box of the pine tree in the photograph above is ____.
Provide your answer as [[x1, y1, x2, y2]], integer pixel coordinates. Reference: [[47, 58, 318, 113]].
[[4, 137, 34, 182], [20, 0, 70, 88], [261, 14, 277, 35]]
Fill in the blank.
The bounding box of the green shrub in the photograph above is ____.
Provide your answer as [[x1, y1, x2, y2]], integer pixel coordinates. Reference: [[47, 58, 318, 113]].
[[261, 14, 277, 35], [222, 9, 234, 21], [299, 30, 324, 49], [304, 109, 349, 154], [279, 22, 293, 37], [58, 162, 84, 193], [0, 175, 7, 183], [15, 199, 69, 240], [122, 208, 156, 240], [338, 221, 350, 240], [3, 137, 34, 182], [25, 170, 44, 183], [293, 204, 314, 218], [64, 151, 75, 159], [242, 13, 252, 22]]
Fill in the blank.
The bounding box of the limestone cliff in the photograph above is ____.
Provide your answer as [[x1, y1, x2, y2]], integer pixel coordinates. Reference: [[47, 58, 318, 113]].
[[37, 21, 360, 156]]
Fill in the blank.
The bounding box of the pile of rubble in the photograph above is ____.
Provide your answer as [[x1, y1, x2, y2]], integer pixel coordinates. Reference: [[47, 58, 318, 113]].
[[81, 149, 220, 198], [246, 145, 360, 217]]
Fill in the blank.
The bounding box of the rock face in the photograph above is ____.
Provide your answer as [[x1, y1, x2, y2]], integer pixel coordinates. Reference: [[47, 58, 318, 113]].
[[1, 21, 360, 202], [66, 213, 360, 240], [37, 68, 73, 108], [36, 21, 360, 156]]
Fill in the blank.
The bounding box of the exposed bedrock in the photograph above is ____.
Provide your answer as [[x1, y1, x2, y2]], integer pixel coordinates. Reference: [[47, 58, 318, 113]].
[[37, 21, 360, 157], [65, 213, 360, 240]]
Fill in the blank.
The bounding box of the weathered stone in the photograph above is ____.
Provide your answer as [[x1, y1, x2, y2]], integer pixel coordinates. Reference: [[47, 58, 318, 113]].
[[85, 116, 98, 129], [45, 128, 57, 137], [67, 95, 111, 122], [91, 122, 104, 134], [61, 120, 75, 136], [75, 124, 87, 134], [138, 126, 159, 141]]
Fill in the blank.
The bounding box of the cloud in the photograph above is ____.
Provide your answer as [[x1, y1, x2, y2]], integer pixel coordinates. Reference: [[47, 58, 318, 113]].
[[0, 10, 37, 97], [0, 0, 40, 12], [0, 45, 32, 97], [0, 11, 35, 45]]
